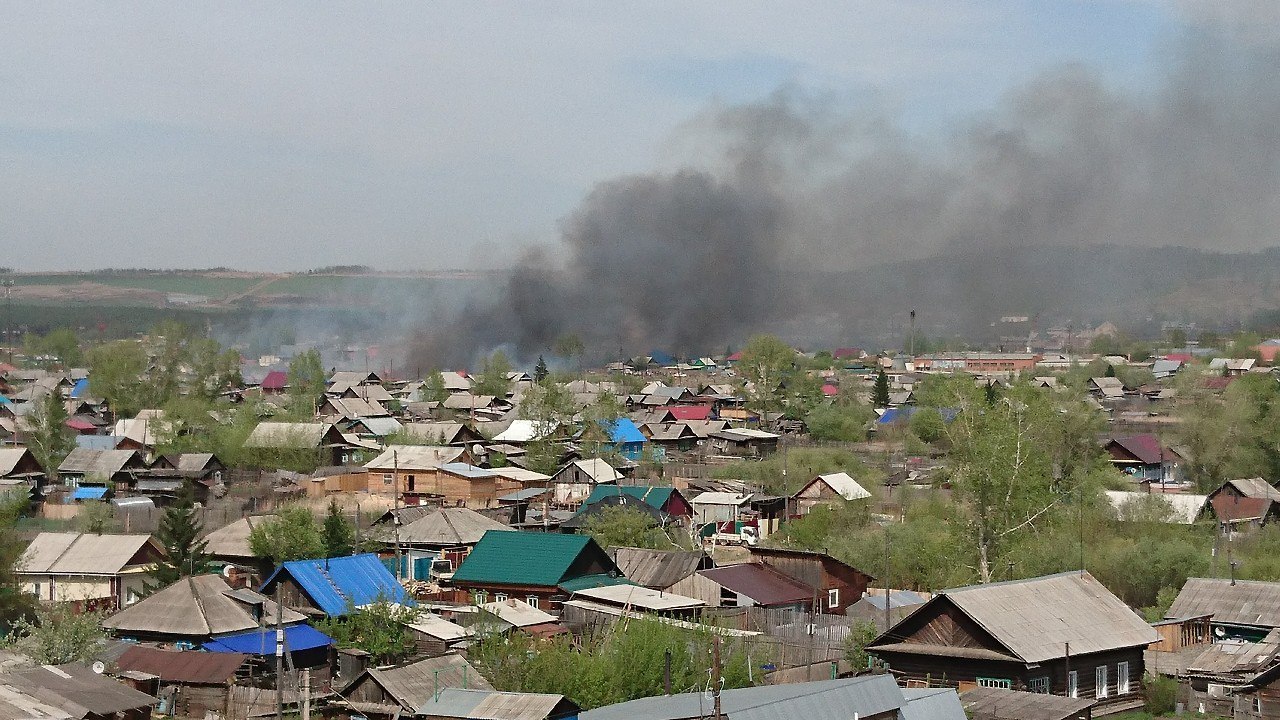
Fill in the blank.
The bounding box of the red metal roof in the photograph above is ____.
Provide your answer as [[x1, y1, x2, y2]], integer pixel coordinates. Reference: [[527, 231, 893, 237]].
[[726, 351, 743, 362], [261, 371, 287, 391], [115, 645, 248, 684], [698, 563, 814, 606], [64, 418, 97, 431], [669, 405, 711, 421], [1106, 434, 1167, 466], [821, 384, 839, 396]]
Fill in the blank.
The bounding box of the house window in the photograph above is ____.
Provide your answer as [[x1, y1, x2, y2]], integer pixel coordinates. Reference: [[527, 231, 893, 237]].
[[383, 474, 393, 485], [29, 583, 39, 598], [1096, 665, 1109, 699], [495, 593, 508, 603], [1029, 677, 1049, 694], [526, 596, 539, 609], [1068, 671, 1078, 698], [407, 475, 416, 491], [827, 589, 839, 609], [473, 591, 488, 605], [1117, 661, 1130, 694], [976, 678, 1011, 689], [341, 453, 350, 464]]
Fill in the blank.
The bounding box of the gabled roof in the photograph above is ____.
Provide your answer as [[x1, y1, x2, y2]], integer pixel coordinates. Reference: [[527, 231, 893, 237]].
[[451, 530, 619, 588], [600, 418, 646, 444], [401, 422, 478, 445], [260, 553, 413, 616], [1105, 490, 1208, 524], [581, 485, 680, 511], [18, 532, 158, 575], [56, 448, 141, 475], [321, 396, 389, 418], [442, 393, 496, 410], [479, 598, 560, 628], [668, 405, 712, 421], [102, 574, 305, 637], [961, 687, 1096, 720], [493, 420, 556, 443], [201, 515, 277, 558], [0, 662, 158, 719], [417, 688, 574, 720], [260, 370, 288, 391], [611, 547, 707, 589], [1106, 434, 1173, 465], [398, 507, 515, 546], [872, 571, 1157, 664], [804, 472, 871, 501], [1167, 577, 1280, 629], [365, 445, 464, 471], [341, 655, 493, 714], [560, 458, 621, 483], [243, 422, 334, 448], [0, 448, 37, 477], [1217, 477, 1280, 502]]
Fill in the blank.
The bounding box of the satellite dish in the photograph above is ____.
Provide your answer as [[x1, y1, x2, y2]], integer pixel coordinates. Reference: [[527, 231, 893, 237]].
[[472, 444, 485, 455], [222, 565, 236, 578], [1215, 627, 1227, 638], [91, 661, 105, 674]]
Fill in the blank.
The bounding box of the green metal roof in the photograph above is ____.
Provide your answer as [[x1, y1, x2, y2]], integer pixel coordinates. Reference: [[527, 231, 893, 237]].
[[558, 573, 633, 593], [451, 530, 614, 587], [582, 485, 675, 511]]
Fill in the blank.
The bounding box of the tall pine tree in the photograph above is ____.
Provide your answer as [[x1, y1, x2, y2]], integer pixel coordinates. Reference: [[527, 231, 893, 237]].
[[534, 355, 549, 384], [147, 483, 211, 589], [323, 499, 355, 558], [872, 367, 891, 408]]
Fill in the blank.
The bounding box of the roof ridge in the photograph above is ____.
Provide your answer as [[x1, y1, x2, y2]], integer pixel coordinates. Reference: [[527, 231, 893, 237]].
[[188, 576, 214, 635]]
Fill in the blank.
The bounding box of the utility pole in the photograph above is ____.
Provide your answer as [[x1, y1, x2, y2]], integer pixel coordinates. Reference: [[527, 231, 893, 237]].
[[884, 529, 891, 637], [393, 450, 403, 578], [275, 586, 284, 720], [909, 309, 917, 358], [711, 634, 723, 720]]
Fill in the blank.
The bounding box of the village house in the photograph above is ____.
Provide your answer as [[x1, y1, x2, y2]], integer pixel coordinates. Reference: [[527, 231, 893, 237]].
[[384, 506, 515, 581], [200, 514, 277, 574], [1166, 578, 1280, 643], [0, 662, 157, 720], [696, 562, 816, 611], [364, 444, 477, 505], [242, 421, 364, 466], [417, 688, 580, 720], [747, 547, 874, 614], [550, 458, 621, 504], [57, 448, 147, 500], [260, 553, 413, 618], [791, 471, 872, 514], [598, 417, 648, 460], [708, 427, 780, 456], [401, 421, 485, 446], [338, 654, 494, 720], [1207, 479, 1280, 527], [562, 485, 693, 533], [101, 573, 310, 645], [867, 571, 1157, 711], [610, 546, 717, 598], [449, 530, 628, 611], [112, 646, 248, 719], [1103, 434, 1184, 485], [404, 613, 472, 656], [18, 532, 164, 610], [0, 447, 45, 504]]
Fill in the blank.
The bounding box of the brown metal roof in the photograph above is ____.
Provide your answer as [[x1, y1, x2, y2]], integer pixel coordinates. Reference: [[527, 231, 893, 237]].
[[114, 646, 248, 684], [698, 563, 814, 606]]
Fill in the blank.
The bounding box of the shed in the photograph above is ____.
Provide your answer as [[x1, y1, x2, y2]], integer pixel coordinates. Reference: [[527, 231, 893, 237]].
[[113, 646, 247, 719], [339, 654, 493, 720], [792, 471, 871, 513], [417, 688, 579, 720], [260, 553, 413, 617], [961, 686, 1096, 720], [0, 662, 157, 720]]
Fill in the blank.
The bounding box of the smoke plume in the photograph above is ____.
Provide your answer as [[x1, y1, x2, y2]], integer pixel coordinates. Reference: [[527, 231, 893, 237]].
[[409, 24, 1280, 367]]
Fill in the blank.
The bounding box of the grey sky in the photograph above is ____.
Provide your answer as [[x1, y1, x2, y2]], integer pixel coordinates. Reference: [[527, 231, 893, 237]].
[[0, 2, 1252, 270]]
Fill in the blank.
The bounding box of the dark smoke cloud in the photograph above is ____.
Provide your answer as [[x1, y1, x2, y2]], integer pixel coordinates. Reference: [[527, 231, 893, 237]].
[[410, 26, 1280, 367]]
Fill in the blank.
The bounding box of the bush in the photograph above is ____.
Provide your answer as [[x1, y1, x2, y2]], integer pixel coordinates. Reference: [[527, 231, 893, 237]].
[[1143, 672, 1178, 715]]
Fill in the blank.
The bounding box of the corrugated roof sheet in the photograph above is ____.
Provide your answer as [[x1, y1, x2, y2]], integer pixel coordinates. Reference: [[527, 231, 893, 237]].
[[203, 624, 333, 654], [601, 418, 647, 444], [451, 531, 617, 588], [399, 507, 515, 546], [1168, 577, 1280, 629], [812, 472, 871, 500], [57, 448, 140, 475], [479, 599, 559, 628], [342, 655, 493, 712], [365, 445, 464, 471], [612, 547, 706, 589], [961, 687, 1096, 720], [570, 584, 703, 611], [937, 570, 1158, 663], [261, 553, 413, 616], [902, 687, 968, 720], [699, 563, 814, 606], [417, 688, 570, 720], [582, 485, 676, 511], [0, 663, 156, 717], [581, 675, 908, 720], [18, 532, 154, 575], [114, 646, 247, 684], [243, 422, 331, 448]]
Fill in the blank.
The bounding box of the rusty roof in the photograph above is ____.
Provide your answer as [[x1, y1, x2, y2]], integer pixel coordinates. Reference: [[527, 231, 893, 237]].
[[699, 563, 814, 606], [114, 646, 248, 685]]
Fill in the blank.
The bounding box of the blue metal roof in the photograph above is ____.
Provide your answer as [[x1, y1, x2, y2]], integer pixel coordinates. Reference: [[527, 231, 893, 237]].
[[70, 378, 90, 399], [648, 350, 676, 366], [72, 486, 109, 500], [260, 553, 413, 616], [876, 407, 959, 425], [75, 435, 121, 450], [601, 418, 647, 445], [203, 624, 333, 654]]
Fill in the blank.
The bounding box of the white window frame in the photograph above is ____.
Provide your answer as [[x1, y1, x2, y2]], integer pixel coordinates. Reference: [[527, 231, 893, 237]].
[[827, 589, 839, 608], [1068, 671, 1078, 698], [495, 593, 508, 603], [526, 596, 539, 609], [1117, 661, 1130, 694], [382, 473, 393, 485], [1029, 676, 1049, 694], [1096, 665, 1109, 699], [474, 591, 488, 605]]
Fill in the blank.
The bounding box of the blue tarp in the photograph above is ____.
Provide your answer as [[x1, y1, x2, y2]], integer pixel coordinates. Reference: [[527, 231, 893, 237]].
[[260, 553, 413, 617], [70, 378, 90, 399], [75, 435, 120, 450], [72, 486, 108, 500], [600, 418, 647, 445], [876, 407, 960, 425], [204, 624, 333, 654]]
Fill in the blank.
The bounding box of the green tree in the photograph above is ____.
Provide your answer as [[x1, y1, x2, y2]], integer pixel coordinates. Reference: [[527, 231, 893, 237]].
[[147, 483, 211, 588], [287, 349, 326, 418], [473, 351, 513, 397], [805, 404, 873, 442], [534, 355, 549, 384], [738, 334, 795, 417], [26, 392, 72, 477], [315, 600, 417, 664], [28, 328, 84, 368], [1168, 328, 1188, 348], [87, 340, 149, 417], [322, 499, 355, 558], [249, 506, 325, 563], [909, 407, 945, 444], [421, 370, 448, 404], [580, 505, 674, 550], [842, 620, 879, 670], [188, 338, 242, 401], [872, 367, 891, 408], [4, 605, 106, 664], [77, 501, 117, 534]]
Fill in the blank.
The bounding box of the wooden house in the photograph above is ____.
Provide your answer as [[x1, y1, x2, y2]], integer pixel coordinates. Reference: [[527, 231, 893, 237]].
[[0, 447, 46, 505], [449, 530, 626, 611], [57, 448, 147, 497], [18, 532, 164, 611], [791, 471, 872, 514], [867, 571, 1157, 711], [1207, 479, 1280, 527], [389, 507, 515, 581], [1104, 435, 1183, 485], [747, 547, 874, 614], [611, 546, 717, 599], [338, 655, 493, 720], [260, 553, 411, 617], [1166, 578, 1280, 643], [112, 646, 248, 719], [101, 573, 307, 643], [363, 445, 475, 505], [241, 422, 355, 466], [550, 458, 621, 505]]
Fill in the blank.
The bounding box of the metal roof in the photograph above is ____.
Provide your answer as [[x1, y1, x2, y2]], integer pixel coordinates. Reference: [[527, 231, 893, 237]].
[[417, 688, 572, 720], [1105, 490, 1208, 523], [260, 553, 413, 616], [56, 448, 140, 475], [601, 418, 647, 444], [479, 599, 559, 628], [923, 570, 1158, 663], [1168, 577, 1280, 629], [581, 675, 910, 720], [612, 547, 706, 589], [203, 624, 333, 654], [365, 445, 464, 471], [341, 655, 493, 712], [493, 420, 557, 443], [698, 563, 815, 606], [406, 614, 471, 642], [582, 485, 677, 511], [0, 662, 157, 718], [451, 531, 618, 589], [399, 507, 515, 546], [810, 472, 871, 500], [243, 422, 332, 448], [438, 463, 498, 479], [18, 532, 155, 575], [114, 645, 248, 684], [570, 584, 703, 611], [902, 687, 968, 720]]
